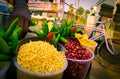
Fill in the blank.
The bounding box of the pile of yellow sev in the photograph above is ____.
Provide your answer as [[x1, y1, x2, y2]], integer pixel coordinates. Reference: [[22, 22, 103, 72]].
[[17, 41, 66, 74]]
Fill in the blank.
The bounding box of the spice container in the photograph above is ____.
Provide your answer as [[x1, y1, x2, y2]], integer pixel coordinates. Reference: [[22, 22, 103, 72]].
[[62, 38, 94, 79], [14, 37, 68, 79], [52, 3, 57, 11], [85, 41, 98, 52], [14, 58, 68, 79], [63, 49, 94, 79], [75, 33, 98, 52]]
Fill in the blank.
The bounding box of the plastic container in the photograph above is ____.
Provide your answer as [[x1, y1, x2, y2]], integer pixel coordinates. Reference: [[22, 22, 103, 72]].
[[14, 37, 68, 79], [14, 58, 68, 79], [86, 41, 98, 52], [0, 61, 10, 79], [63, 48, 94, 79]]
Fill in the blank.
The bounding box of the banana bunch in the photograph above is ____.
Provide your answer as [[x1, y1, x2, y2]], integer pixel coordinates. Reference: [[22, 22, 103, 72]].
[[0, 18, 22, 61]]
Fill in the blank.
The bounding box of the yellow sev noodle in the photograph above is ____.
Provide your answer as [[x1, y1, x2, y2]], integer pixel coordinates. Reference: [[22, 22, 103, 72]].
[[17, 41, 66, 74]]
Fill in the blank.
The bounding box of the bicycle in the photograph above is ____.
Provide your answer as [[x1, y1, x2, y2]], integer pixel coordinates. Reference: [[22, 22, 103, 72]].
[[75, 21, 117, 55]]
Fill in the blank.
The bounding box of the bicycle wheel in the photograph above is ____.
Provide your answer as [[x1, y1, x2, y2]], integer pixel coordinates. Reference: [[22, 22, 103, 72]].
[[97, 39, 120, 73], [89, 39, 120, 79]]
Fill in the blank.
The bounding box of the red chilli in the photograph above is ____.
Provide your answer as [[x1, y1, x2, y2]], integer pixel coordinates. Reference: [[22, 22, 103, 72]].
[[71, 26, 76, 32], [47, 32, 55, 39]]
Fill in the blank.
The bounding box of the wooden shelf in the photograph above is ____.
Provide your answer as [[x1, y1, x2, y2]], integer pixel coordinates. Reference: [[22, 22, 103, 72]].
[[29, 8, 60, 13], [28, 2, 59, 4]]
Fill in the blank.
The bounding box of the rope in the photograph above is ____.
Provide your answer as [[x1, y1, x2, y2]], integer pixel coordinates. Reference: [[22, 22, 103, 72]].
[[64, 2, 77, 10]]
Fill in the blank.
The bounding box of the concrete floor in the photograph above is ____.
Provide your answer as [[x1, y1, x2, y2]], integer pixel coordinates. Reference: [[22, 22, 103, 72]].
[[89, 56, 120, 79]]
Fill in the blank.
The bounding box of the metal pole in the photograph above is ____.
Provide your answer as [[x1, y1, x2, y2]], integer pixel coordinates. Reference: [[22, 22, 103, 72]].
[[60, 0, 65, 18]]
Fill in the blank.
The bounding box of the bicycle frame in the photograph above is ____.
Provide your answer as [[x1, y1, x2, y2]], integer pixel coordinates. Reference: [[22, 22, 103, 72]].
[[75, 22, 117, 55]]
